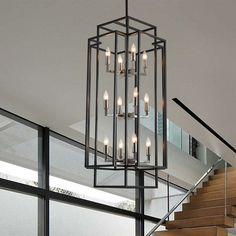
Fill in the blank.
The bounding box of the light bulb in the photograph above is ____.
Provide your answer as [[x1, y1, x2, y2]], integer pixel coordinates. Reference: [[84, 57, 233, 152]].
[[119, 139, 123, 149], [131, 43, 136, 62], [118, 55, 123, 64], [103, 90, 109, 100], [146, 137, 151, 147], [133, 87, 138, 98], [131, 133, 137, 143], [131, 43, 136, 53], [142, 51, 148, 61], [105, 47, 111, 57], [104, 137, 109, 146], [117, 96, 122, 106], [144, 93, 149, 103]]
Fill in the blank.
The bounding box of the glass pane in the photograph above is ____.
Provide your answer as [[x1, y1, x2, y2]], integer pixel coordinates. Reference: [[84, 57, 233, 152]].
[[50, 200, 135, 236], [0, 189, 38, 236], [168, 120, 181, 149], [49, 134, 135, 211], [0, 113, 38, 186], [145, 180, 168, 218]]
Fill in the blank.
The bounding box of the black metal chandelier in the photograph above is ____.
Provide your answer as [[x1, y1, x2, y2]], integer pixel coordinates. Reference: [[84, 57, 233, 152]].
[[85, 0, 167, 188]]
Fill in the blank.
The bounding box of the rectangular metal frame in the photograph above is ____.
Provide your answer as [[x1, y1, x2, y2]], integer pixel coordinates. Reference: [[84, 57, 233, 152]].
[[85, 15, 167, 189]]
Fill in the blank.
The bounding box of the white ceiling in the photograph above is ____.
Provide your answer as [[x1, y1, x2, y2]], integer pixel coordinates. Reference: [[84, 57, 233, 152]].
[[0, 0, 235, 164]]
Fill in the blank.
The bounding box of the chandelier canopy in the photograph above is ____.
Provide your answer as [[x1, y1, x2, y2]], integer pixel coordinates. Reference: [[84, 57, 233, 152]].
[[85, 0, 167, 188]]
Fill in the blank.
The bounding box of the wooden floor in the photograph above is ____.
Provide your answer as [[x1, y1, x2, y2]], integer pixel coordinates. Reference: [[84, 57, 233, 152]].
[[155, 167, 236, 236]]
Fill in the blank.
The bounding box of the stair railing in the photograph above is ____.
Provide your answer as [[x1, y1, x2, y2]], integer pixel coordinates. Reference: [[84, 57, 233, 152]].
[[146, 157, 223, 236]]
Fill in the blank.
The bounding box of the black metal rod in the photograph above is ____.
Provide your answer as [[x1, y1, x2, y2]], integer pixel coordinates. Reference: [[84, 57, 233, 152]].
[[113, 32, 118, 167], [85, 40, 92, 167], [154, 27, 158, 168], [162, 41, 168, 168], [172, 98, 236, 153], [129, 16, 156, 28], [124, 6, 129, 186], [94, 26, 100, 187], [136, 31, 141, 165], [135, 170, 145, 236], [167, 175, 170, 221], [98, 16, 126, 28], [38, 127, 50, 236]]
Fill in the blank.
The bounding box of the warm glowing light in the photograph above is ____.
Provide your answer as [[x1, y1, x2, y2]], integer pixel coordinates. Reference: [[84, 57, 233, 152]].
[[146, 137, 151, 147], [117, 96, 123, 106], [119, 139, 124, 149], [133, 87, 138, 98], [144, 93, 149, 103], [131, 133, 137, 143], [103, 90, 109, 100], [118, 55, 123, 64], [131, 43, 136, 53], [105, 47, 111, 57], [104, 137, 109, 146], [142, 51, 148, 60]]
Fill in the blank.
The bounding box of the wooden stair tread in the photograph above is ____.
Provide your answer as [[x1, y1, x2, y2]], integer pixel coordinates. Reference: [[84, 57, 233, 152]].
[[166, 215, 234, 229], [191, 189, 236, 202], [155, 227, 227, 236], [183, 197, 236, 210], [203, 178, 236, 187], [175, 205, 236, 220], [215, 167, 236, 175], [197, 184, 236, 194]]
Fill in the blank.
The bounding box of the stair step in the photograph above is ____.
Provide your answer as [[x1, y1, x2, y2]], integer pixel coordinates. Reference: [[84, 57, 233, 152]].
[[175, 205, 236, 220], [210, 171, 236, 180], [183, 197, 236, 210], [191, 189, 236, 202], [203, 178, 236, 187], [214, 167, 236, 175], [155, 226, 227, 236], [166, 215, 234, 229], [197, 184, 236, 194]]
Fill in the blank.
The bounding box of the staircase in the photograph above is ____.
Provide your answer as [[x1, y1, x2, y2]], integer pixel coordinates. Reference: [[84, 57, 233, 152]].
[[156, 167, 236, 236]]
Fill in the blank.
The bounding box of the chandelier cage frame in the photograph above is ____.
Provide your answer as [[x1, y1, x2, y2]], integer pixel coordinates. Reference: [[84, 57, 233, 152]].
[[85, 6, 167, 188]]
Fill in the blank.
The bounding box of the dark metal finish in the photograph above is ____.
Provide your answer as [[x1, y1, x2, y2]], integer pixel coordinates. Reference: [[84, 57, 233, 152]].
[[167, 175, 170, 221], [172, 98, 236, 153], [136, 170, 145, 236], [38, 127, 50, 236], [85, 0, 167, 189], [162, 41, 168, 167]]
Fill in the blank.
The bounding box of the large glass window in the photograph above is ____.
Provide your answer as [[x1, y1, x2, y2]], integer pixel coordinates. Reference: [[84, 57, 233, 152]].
[[49, 133, 135, 211], [50, 200, 135, 236], [0, 113, 38, 186], [0, 189, 38, 236]]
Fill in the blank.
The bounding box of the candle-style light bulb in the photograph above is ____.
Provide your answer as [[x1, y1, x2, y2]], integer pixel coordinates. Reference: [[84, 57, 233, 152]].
[[104, 136, 109, 161], [118, 139, 123, 160], [131, 133, 137, 155], [142, 51, 148, 74], [105, 47, 111, 71], [118, 55, 123, 72], [133, 87, 138, 114], [117, 96, 123, 115], [144, 93, 149, 116], [131, 43, 136, 62], [104, 90, 109, 116], [146, 137, 151, 162]]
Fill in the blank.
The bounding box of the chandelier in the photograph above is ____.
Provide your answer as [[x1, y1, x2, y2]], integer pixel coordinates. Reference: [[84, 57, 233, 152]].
[[85, 0, 167, 188]]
